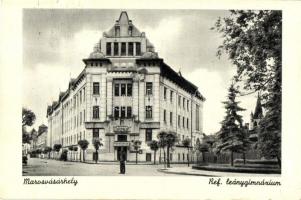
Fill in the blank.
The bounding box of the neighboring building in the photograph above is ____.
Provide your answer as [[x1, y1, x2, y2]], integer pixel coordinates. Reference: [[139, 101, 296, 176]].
[[46, 11, 205, 162], [36, 124, 48, 151], [29, 128, 38, 152]]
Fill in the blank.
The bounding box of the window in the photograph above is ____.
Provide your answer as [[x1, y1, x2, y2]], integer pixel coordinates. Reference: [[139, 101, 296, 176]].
[[178, 96, 181, 107], [93, 129, 99, 138], [118, 135, 127, 142], [145, 129, 152, 142], [106, 42, 111, 56], [146, 153, 152, 162], [83, 87, 85, 102], [93, 82, 100, 95], [136, 42, 141, 56], [170, 153, 173, 161], [196, 105, 200, 131], [114, 107, 120, 118], [114, 42, 119, 56], [163, 109, 166, 123], [187, 118, 189, 129], [146, 106, 152, 119], [170, 91, 173, 102], [128, 26, 133, 36], [183, 117, 185, 128], [121, 106, 126, 118], [121, 84, 126, 96], [128, 42, 133, 56], [178, 153, 180, 161], [178, 115, 181, 127], [121, 42, 126, 56], [115, 26, 120, 37], [170, 112, 173, 125], [146, 82, 153, 95], [93, 106, 99, 119], [83, 110, 86, 123], [114, 84, 120, 96], [127, 83, 132, 96], [80, 112, 82, 124], [127, 107, 132, 118], [164, 87, 167, 100], [183, 98, 185, 109], [187, 100, 189, 111], [80, 91, 82, 104], [183, 153, 185, 161]]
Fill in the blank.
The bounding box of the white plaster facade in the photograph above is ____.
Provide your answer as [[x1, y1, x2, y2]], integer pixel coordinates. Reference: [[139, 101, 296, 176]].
[[46, 12, 205, 162]]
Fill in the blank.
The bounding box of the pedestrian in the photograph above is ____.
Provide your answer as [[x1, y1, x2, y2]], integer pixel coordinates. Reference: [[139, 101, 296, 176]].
[[119, 150, 126, 174]]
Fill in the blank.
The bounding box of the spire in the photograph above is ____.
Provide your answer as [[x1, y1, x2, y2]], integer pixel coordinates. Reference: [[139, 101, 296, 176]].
[[118, 11, 129, 25], [253, 93, 263, 119]]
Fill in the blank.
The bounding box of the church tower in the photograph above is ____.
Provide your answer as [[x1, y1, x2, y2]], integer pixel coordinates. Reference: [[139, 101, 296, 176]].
[[250, 94, 263, 130]]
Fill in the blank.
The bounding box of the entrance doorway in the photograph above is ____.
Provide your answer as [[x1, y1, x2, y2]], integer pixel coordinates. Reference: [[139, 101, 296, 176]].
[[117, 147, 127, 161]]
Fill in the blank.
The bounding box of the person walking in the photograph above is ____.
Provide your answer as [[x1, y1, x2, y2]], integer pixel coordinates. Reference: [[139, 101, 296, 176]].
[[119, 149, 126, 174]]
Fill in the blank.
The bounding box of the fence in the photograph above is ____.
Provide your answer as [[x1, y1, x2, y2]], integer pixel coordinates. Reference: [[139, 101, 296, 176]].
[[196, 150, 261, 165]]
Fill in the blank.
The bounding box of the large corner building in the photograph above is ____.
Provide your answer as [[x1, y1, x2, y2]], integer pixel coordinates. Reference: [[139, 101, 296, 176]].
[[46, 12, 205, 162]]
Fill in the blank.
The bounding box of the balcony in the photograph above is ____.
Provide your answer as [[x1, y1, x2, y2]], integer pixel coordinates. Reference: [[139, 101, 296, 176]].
[[114, 141, 130, 147]]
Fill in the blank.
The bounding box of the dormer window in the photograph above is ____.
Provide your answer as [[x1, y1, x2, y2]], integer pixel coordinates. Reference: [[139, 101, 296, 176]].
[[128, 26, 133, 36], [115, 26, 120, 37]]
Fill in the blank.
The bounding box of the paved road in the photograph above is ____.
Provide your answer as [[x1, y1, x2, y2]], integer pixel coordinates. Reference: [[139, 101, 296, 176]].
[[23, 158, 183, 176]]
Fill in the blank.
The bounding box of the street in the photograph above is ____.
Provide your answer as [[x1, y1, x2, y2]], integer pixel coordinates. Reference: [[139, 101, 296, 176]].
[[23, 158, 182, 176]]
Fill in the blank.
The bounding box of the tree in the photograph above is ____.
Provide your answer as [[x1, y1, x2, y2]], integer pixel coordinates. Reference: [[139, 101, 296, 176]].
[[44, 146, 52, 159], [131, 140, 142, 164], [68, 146, 74, 161], [93, 138, 103, 163], [148, 140, 159, 164], [53, 144, 62, 159], [165, 131, 178, 168], [157, 131, 168, 168], [73, 146, 78, 161], [22, 108, 36, 127], [198, 143, 209, 163], [78, 139, 89, 162], [22, 107, 36, 144], [213, 10, 282, 166], [216, 84, 247, 166], [182, 138, 191, 166]]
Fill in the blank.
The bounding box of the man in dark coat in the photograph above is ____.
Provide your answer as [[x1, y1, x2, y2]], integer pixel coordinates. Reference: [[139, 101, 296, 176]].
[[119, 150, 126, 174]]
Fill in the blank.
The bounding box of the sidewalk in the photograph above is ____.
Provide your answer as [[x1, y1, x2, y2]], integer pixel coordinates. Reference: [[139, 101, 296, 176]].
[[158, 166, 281, 177]]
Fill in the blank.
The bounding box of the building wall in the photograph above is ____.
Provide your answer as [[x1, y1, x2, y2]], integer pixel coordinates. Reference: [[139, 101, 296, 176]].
[[46, 12, 204, 162]]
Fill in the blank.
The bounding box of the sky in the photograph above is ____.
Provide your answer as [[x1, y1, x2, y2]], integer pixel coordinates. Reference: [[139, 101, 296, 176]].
[[23, 9, 258, 134]]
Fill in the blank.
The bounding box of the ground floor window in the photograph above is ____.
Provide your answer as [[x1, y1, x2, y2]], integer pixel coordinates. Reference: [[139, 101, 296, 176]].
[[146, 153, 152, 162], [170, 153, 173, 161], [145, 129, 152, 142]]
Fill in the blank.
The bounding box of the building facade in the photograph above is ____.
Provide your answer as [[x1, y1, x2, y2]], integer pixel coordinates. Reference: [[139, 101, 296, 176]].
[[46, 11, 205, 162]]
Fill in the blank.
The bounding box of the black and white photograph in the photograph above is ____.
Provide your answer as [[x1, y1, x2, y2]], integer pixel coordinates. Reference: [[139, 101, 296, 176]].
[[1, 0, 301, 198], [21, 9, 282, 177]]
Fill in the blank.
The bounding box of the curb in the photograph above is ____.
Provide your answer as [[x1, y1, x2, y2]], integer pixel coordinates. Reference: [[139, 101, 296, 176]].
[[157, 169, 219, 177]]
